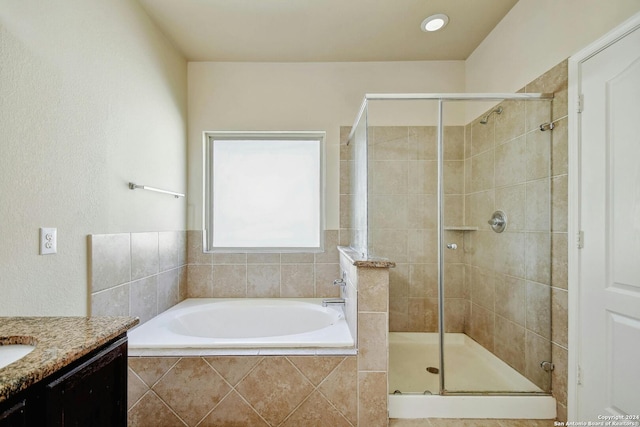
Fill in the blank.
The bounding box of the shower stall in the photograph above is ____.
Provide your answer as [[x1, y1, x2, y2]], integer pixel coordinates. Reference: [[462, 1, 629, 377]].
[[345, 93, 557, 418]]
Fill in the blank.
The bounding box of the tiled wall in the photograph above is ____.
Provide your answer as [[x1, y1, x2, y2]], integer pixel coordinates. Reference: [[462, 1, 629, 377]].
[[340, 125, 468, 333], [90, 229, 344, 318], [185, 229, 342, 299], [340, 249, 391, 427], [127, 248, 391, 427], [464, 60, 568, 415], [339, 61, 569, 420], [464, 98, 554, 391], [89, 231, 187, 323]]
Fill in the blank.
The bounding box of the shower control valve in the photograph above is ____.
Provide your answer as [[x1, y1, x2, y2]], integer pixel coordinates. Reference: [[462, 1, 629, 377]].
[[446, 243, 457, 250], [488, 211, 508, 233]]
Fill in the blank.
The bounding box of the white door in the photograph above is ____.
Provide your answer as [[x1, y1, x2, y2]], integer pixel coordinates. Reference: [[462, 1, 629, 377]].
[[578, 21, 640, 420]]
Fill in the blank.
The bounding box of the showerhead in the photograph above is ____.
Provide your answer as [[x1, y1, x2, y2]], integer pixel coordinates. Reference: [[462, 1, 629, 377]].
[[480, 106, 503, 124]]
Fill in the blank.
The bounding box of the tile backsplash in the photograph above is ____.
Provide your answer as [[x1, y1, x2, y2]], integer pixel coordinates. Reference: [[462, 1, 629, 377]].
[[186, 230, 342, 299], [89, 231, 187, 323], [89, 229, 342, 323]]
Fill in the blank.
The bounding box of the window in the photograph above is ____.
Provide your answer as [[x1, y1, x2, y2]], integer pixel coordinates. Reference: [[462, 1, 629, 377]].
[[204, 131, 325, 252]]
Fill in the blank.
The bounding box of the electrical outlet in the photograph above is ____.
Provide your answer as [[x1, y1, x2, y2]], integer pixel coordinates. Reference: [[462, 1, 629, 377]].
[[40, 227, 57, 255]]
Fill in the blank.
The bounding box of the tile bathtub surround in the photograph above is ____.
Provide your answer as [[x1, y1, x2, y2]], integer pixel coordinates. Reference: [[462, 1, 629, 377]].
[[186, 229, 342, 299], [89, 231, 187, 323], [127, 250, 391, 427], [339, 246, 391, 427], [128, 355, 358, 427]]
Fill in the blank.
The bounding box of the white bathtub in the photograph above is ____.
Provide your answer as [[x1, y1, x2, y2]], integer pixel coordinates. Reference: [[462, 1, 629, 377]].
[[128, 298, 354, 356]]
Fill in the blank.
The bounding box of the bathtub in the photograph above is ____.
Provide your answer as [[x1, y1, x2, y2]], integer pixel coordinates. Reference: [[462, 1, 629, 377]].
[[128, 298, 355, 356]]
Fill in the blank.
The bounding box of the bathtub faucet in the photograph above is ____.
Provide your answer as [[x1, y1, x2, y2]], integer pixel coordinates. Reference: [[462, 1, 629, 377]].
[[322, 298, 345, 307]]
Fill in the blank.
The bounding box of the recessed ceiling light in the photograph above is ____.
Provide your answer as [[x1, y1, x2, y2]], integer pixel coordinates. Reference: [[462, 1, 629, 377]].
[[421, 14, 449, 32]]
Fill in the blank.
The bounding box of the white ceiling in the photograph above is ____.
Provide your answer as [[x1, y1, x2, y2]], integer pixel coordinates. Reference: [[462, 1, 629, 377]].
[[137, 0, 519, 62]]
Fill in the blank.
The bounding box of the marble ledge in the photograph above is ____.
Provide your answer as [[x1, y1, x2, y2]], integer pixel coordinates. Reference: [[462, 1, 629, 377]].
[[0, 316, 138, 403], [337, 246, 396, 268]]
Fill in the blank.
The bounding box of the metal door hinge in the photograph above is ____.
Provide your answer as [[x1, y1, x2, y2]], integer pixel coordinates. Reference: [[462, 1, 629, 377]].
[[577, 230, 585, 249], [578, 94, 584, 113], [577, 365, 583, 386]]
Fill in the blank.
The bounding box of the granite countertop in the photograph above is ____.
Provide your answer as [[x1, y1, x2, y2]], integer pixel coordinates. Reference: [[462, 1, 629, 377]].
[[0, 316, 138, 403], [337, 246, 396, 268]]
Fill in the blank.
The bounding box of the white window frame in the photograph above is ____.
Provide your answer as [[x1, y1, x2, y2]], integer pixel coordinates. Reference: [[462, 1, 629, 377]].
[[203, 131, 325, 253]]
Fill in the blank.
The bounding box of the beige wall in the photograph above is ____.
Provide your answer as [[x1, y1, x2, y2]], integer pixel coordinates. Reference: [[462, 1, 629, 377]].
[[465, 0, 640, 120], [2, 0, 637, 319], [187, 61, 465, 231], [0, 0, 187, 315]]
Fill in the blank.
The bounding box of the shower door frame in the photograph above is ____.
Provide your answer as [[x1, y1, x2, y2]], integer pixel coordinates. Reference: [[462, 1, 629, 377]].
[[350, 92, 554, 395]]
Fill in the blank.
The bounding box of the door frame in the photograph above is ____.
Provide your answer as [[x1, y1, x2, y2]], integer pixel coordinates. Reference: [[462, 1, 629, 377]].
[[568, 11, 640, 421]]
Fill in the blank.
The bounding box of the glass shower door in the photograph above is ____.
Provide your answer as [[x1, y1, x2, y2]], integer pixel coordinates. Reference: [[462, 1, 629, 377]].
[[442, 98, 553, 395], [365, 100, 443, 396], [351, 94, 555, 398]]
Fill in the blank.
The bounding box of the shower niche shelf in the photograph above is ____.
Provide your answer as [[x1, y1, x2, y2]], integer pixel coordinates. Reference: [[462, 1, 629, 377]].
[[444, 226, 478, 231]]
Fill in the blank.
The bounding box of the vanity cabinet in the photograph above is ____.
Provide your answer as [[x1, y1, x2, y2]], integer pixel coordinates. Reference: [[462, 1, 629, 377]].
[[0, 399, 26, 426], [0, 334, 127, 427]]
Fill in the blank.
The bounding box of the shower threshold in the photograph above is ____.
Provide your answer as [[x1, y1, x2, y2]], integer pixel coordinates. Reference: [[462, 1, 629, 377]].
[[388, 332, 556, 419]]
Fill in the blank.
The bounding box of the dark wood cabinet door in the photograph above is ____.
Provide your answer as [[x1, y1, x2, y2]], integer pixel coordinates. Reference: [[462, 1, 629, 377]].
[[45, 336, 127, 427], [0, 399, 26, 427]]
